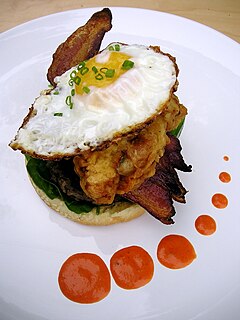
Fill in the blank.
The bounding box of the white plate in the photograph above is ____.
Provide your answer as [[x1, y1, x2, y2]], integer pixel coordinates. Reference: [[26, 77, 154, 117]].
[[0, 7, 240, 320]]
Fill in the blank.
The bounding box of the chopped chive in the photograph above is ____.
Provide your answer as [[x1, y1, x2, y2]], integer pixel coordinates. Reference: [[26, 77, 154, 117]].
[[114, 44, 120, 51], [53, 91, 59, 95], [71, 89, 75, 96], [66, 96, 73, 109], [92, 66, 98, 74], [108, 44, 120, 51], [54, 112, 63, 116], [105, 69, 115, 78], [83, 86, 90, 94], [77, 61, 86, 70], [69, 69, 81, 86], [48, 84, 54, 88], [74, 76, 81, 85], [100, 67, 108, 74], [68, 79, 74, 86], [95, 73, 104, 80], [80, 67, 89, 75], [70, 70, 77, 79], [122, 60, 134, 70]]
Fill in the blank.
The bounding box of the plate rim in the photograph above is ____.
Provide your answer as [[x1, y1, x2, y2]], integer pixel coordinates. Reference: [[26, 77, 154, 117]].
[[0, 6, 240, 320]]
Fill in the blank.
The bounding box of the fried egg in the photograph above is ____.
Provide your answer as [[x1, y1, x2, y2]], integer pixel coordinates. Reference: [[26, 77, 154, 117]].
[[10, 43, 177, 158]]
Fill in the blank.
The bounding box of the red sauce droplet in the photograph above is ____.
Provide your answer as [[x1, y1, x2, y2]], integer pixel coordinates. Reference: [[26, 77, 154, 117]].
[[212, 193, 228, 209], [223, 155, 229, 161], [110, 246, 154, 289], [157, 234, 197, 269], [219, 172, 231, 183], [58, 253, 111, 304], [195, 215, 217, 235]]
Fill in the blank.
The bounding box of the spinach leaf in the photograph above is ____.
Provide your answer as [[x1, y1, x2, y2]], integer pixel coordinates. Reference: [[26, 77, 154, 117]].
[[26, 156, 96, 214], [26, 157, 61, 200], [63, 195, 94, 214], [170, 117, 185, 138]]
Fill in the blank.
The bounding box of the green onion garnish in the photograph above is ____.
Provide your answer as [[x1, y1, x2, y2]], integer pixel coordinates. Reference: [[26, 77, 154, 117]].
[[74, 76, 81, 85], [69, 71, 81, 86], [92, 66, 98, 74], [68, 79, 74, 86], [77, 61, 86, 70], [95, 73, 104, 80], [105, 69, 115, 78], [108, 44, 121, 51], [53, 91, 59, 95], [71, 89, 75, 96], [80, 67, 89, 76], [100, 67, 108, 74], [54, 112, 63, 116], [122, 60, 134, 70], [66, 96, 73, 109], [70, 70, 77, 79], [114, 44, 120, 51], [83, 86, 90, 94]]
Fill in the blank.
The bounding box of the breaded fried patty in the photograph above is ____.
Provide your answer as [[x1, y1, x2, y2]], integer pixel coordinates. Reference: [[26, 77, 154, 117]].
[[73, 95, 186, 204]]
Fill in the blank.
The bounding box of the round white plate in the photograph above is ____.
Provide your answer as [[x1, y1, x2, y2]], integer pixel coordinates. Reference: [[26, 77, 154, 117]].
[[0, 7, 240, 320]]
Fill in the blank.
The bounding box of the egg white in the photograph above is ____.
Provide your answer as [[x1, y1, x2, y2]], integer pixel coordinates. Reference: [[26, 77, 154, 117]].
[[12, 43, 177, 157]]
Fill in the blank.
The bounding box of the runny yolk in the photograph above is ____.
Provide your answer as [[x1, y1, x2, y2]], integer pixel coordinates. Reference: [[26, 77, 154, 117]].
[[219, 171, 231, 183], [75, 51, 132, 94], [195, 215, 217, 235], [211, 193, 228, 209], [157, 234, 197, 269], [110, 245, 154, 289], [58, 253, 111, 304]]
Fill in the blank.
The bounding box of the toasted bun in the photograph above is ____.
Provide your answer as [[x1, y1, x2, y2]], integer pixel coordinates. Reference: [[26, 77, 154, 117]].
[[29, 176, 145, 225]]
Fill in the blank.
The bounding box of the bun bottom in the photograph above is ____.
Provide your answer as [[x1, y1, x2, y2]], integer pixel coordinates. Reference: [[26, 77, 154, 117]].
[[30, 177, 145, 226]]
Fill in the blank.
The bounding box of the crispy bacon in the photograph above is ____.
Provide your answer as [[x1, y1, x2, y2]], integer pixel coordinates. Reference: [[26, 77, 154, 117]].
[[47, 8, 112, 85], [123, 134, 192, 224]]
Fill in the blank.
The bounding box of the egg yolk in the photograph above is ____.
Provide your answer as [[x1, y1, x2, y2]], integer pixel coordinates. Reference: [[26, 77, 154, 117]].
[[75, 51, 132, 94]]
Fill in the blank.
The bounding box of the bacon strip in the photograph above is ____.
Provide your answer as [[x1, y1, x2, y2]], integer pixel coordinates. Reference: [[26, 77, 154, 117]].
[[124, 180, 175, 224], [47, 8, 112, 85], [165, 133, 192, 172], [124, 135, 192, 224]]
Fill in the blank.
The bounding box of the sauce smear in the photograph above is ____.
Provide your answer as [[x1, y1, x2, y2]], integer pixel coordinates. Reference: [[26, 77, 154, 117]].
[[219, 172, 231, 183], [157, 234, 196, 269], [58, 253, 111, 303], [195, 215, 217, 235], [223, 155, 229, 161], [212, 193, 228, 209], [110, 245, 154, 289]]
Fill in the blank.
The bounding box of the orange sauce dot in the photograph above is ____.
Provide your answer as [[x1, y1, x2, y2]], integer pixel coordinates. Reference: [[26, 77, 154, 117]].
[[58, 253, 111, 304], [110, 245, 154, 289], [157, 234, 197, 269], [212, 193, 228, 209], [223, 155, 229, 161], [219, 172, 231, 183], [195, 215, 217, 235]]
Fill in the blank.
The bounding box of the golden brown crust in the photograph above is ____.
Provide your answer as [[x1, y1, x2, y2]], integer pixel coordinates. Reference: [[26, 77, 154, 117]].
[[73, 114, 168, 204], [47, 8, 112, 85], [29, 176, 145, 225], [149, 46, 179, 78], [72, 95, 187, 205]]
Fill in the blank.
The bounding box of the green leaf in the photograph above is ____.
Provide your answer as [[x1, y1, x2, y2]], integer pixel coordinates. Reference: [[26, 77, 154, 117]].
[[25, 157, 96, 214], [63, 196, 94, 214], [26, 157, 61, 200], [170, 117, 185, 138]]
